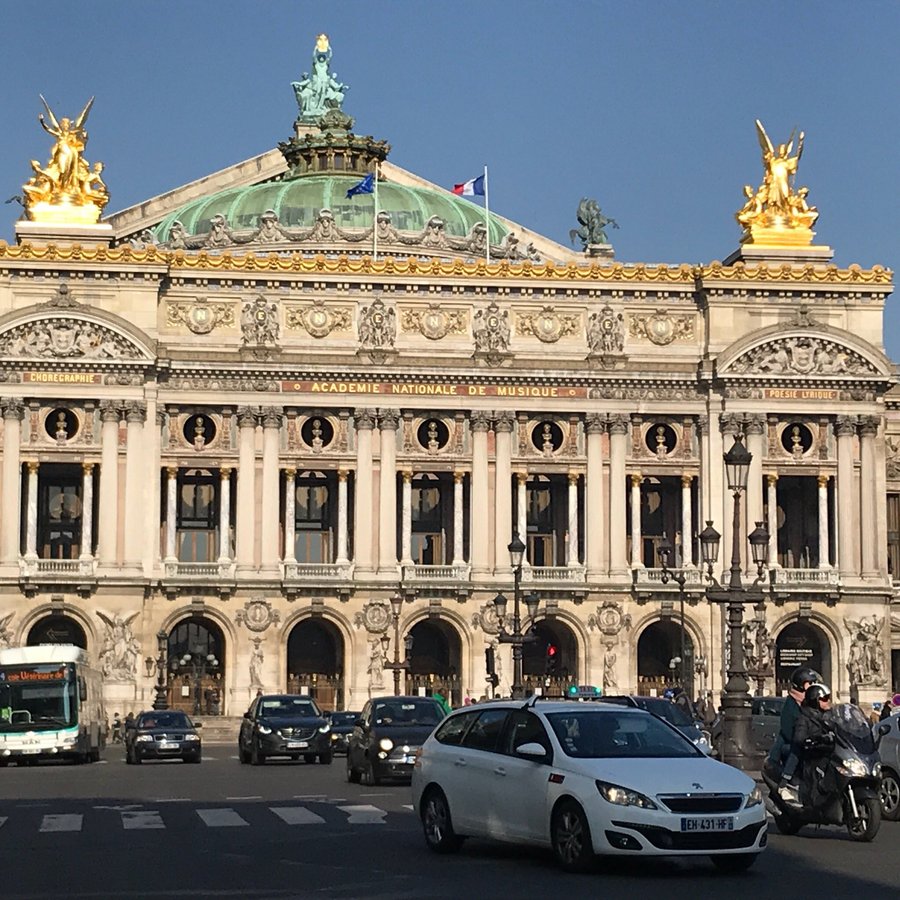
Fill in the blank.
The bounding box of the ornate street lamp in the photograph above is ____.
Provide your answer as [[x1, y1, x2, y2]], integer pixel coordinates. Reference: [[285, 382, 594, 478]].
[[179, 646, 219, 716], [382, 594, 413, 695], [658, 533, 688, 694], [152, 629, 169, 711]]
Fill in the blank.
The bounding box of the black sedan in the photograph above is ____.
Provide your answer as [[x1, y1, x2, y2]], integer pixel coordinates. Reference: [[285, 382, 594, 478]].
[[238, 694, 333, 765], [328, 711, 360, 755], [347, 695, 444, 785], [125, 711, 202, 764]]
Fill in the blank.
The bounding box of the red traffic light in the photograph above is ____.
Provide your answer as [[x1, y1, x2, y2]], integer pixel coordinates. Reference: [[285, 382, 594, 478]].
[[547, 644, 558, 657]]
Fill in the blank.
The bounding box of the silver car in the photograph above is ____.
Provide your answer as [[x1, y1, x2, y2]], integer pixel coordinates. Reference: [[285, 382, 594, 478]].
[[876, 713, 900, 820]]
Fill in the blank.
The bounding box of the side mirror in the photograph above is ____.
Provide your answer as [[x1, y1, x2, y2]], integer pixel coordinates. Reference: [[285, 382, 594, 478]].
[[515, 741, 548, 761], [878, 723, 891, 736], [194, 721, 203, 729], [243, 711, 251, 720]]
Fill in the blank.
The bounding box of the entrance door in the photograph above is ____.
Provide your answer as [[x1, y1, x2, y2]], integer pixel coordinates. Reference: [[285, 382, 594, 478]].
[[637, 620, 694, 698], [166, 617, 225, 716], [286, 618, 344, 710], [406, 619, 462, 707], [775, 621, 831, 694]]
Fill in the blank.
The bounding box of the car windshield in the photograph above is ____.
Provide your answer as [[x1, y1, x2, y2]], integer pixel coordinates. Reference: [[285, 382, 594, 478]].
[[547, 711, 702, 759], [138, 713, 191, 729], [330, 712, 358, 726], [640, 699, 693, 727], [372, 700, 442, 727], [260, 697, 320, 718]]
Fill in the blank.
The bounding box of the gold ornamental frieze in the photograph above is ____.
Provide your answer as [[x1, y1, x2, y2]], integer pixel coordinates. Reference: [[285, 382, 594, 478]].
[[285, 298, 352, 338], [400, 304, 467, 340], [628, 311, 694, 345], [166, 298, 235, 334], [516, 306, 581, 343]]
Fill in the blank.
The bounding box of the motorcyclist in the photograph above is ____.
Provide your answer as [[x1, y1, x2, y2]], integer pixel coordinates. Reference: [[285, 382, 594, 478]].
[[780, 683, 832, 806], [766, 666, 820, 786]]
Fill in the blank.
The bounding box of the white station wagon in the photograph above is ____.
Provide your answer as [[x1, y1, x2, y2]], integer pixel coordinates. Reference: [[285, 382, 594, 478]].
[[411, 700, 767, 873]]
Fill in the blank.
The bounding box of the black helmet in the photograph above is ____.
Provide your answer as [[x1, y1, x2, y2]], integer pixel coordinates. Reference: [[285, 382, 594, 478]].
[[803, 683, 832, 707], [790, 666, 822, 690]]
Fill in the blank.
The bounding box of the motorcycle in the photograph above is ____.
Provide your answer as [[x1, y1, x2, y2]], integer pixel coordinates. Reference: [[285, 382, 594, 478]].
[[762, 703, 889, 842]]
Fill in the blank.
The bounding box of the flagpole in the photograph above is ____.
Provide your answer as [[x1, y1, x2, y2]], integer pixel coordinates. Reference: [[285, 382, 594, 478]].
[[373, 164, 379, 263], [483, 164, 490, 265]]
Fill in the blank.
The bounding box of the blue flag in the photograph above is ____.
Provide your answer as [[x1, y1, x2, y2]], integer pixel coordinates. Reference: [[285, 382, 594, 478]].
[[346, 173, 375, 199]]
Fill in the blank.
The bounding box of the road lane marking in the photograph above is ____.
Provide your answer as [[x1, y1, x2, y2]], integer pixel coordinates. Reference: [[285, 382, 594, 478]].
[[338, 804, 387, 825], [225, 796, 261, 801], [152, 798, 192, 802], [121, 810, 164, 830], [40, 814, 83, 832], [403, 805, 414, 810], [270, 806, 326, 825], [293, 794, 327, 799], [197, 808, 249, 827]]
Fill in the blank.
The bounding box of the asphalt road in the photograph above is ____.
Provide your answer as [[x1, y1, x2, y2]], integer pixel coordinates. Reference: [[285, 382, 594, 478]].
[[0, 748, 897, 900]]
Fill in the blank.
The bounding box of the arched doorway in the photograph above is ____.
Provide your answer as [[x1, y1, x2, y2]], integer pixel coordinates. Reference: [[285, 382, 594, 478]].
[[167, 617, 226, 716], [286, 618, 344, 710], [523, 618, 578, 697], [406, 619, 462, 706], [27, 615, 87, 649], [637, 619, 695, 698], [775, 621, 831, 694]]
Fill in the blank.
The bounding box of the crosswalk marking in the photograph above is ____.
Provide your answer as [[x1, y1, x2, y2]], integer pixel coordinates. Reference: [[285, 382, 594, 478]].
[[197, 808, 249, 827], [338, 804, 386, 825], [40, 814, 83, 833], [270, 806, 326, 825], [121, 810, 164, 830]]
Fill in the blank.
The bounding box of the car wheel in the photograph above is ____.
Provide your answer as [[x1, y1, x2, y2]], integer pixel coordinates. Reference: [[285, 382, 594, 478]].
[[551, 800, 594, 873], [318, 751, 333, 765], [346, 755, 361, 784], [711, 853, 759, 874], [89, 748, 101, 763], [238, 744, 250, 765], [304, 753, 317, 764], [421, 787, 464, 853], [133, 753, 142, 765], [250, 741, 265, 766], [362, 758, 380, 786], [880, 769, 900, 821]]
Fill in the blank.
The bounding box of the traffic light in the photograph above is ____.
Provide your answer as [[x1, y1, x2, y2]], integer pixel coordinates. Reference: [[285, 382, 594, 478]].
[[485, 646, 499, 688], [545, 643, 559, 676]]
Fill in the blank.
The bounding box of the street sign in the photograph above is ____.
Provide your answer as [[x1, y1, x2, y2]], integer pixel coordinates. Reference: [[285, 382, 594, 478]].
[[892, 693, 900, 707]]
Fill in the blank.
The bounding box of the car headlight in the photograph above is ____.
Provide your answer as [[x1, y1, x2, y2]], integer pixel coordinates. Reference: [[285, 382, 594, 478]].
[[745, 786, 764, 808], [318, 723, 331, 734], [135, 734, 153, 743], [874, 762, 882, 778], [331, 733, 340, 741], [184, 734, 200, 742], [837, 758, 869, 778], [257, 725, 272, 735], [379, 738, 394, 751], [596, 780, 658, 810]]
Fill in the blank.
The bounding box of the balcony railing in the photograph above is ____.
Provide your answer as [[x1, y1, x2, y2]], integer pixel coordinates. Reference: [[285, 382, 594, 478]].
[[401, 563, 471, 582], [163, 560, 236, 579], [282, 562, 354, 580], [633, 567, 704, 586], [521, 565, 586, 583], [19, 557, 98, 578], [771, 567, 840, 587]]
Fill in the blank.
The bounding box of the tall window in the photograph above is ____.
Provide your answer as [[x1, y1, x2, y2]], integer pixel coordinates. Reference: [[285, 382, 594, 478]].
[[526, 475, 555, 566], [412, 474, 443, 564], [38, 464, 83, 559], [888, 494, 900, 580], [294, 472, 331, 563], [177, 469, 217, 562]]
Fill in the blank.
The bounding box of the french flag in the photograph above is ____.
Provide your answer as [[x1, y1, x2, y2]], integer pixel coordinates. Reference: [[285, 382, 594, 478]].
[[452, 175, 485, 197]]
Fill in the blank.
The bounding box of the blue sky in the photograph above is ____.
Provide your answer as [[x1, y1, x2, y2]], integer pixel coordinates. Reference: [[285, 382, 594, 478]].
[[2, 1, 898, 354]]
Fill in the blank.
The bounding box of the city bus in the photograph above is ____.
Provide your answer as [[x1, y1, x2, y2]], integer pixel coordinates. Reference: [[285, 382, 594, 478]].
[[0, 645, 106, 764]]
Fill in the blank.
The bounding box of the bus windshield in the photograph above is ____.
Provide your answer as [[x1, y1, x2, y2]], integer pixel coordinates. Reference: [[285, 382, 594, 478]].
[[0, 664, 77, 730]]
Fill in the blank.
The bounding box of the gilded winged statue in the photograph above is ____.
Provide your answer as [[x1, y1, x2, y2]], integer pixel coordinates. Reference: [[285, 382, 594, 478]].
[[570, 198, 618, 250]]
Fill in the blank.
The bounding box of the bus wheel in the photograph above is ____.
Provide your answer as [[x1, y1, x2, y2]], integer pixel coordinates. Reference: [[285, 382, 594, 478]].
[[89, 749, 101, 763]]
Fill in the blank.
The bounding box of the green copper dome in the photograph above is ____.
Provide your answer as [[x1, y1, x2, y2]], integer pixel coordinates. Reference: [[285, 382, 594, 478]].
[[154, 175, 509, 245]]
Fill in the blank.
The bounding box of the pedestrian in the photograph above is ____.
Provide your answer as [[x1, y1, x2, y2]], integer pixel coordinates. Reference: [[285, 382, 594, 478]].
[[881, 699, 893, 721], [111, 712, 123, 743]]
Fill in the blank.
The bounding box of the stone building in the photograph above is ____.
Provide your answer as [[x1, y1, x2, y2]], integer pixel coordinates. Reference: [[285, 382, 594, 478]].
[[0, 40, 897, 717]]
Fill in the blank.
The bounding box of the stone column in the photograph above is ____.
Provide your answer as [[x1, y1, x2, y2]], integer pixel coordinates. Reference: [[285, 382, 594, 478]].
[[98, 401, 120, 565], [260, 408, 282, 570], [336, 470, 349, 564], [219, 467, 233, 563], [24, 461, 39, 560], [144, 402, 163, 571], [766, 474, 779, 567], [282, 467, 295, 564], [400, 470, 413, 565], [814, 474, 829, 569], [585, 414, 606, 577], [493, 413, 514, 573], [80, 463, 94, 559], [0, 399, 24, 563], [453, 471, 465, 565], [567, 472, 580, 566], [470, 412, 491, 575], [681, 474, 693, 567], [719, 416, 740, 574], [516, 472, 528, 563], [630, 472, 643, 568], [165, 466, 178, 561], [696, 416, 710, 525], [859, 416, 878, 577], [744, 416, 766, 548], [123, 401, 146, 566], [235, 407, 257, 567], [378, 410, 399, 573], [835, 417, 857, 577], [608, 415, 629, 576], [353, 409, 376, 573]]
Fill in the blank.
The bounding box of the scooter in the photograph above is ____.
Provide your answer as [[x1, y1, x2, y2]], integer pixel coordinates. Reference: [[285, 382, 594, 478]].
[[762, 703, 889, 842]]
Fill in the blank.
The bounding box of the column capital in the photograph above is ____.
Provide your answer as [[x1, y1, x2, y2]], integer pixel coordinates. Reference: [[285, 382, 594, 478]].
[[834, 415, 857, 437], [630, 472, 643, 487], [353, 408, 376, 431], [858, 415, 879, 436], [493, 411, 516, 433], [378, 408, 400, 430], [338, 468, 349, 482], [402, 469, 413, 483], [26, 460, 39, 475], [125, 401, 147, 424], [568, 471, 580, 486], [744, 414, 766, 435], [681, 474, 693, 488], [766, 473, 779, 486], [470, 410, 492, 433], [1, 397, 25, 421], [516, 470, 529, 485], [155, 409, 167, 427], [608, 414, 630, 435], [719, 412, 742, 435], [100, 400, 121, 423], [817, 473, 830, 488], [220, 466, 233, 478], [585, 413, 607, 435], [237, 406, 258, 428], [166, 465, 178, 478], [454, 470, 465, 484], [82, 462, 95, 475], [260, 406, 283, 429]]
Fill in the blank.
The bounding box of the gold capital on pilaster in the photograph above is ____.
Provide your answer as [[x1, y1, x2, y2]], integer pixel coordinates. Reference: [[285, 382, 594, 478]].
[[681, 474, 692, 488], [630, 472, 642, 487], [402, 470, 413, 484], [766, 473, 779, 487], [338, 469, 349, 482], [568, 472, 579, 486], [516, 471, 528, 485], [283, 467, 296, 479], [454, 471, 465, 484], [220, 467, 232, 478], [817, 474, 829, 488], [82, 462, 95, 475], [26, 461, 39, 475], [166, 466, 178, 479]]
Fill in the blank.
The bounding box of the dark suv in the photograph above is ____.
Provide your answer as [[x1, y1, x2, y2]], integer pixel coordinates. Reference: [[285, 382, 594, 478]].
[[125, 710, 202, 764], [238, 694, 332, 765]]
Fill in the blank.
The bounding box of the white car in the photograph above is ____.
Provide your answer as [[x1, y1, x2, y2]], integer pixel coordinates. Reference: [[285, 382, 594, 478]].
[[411, 700, 767, 873]]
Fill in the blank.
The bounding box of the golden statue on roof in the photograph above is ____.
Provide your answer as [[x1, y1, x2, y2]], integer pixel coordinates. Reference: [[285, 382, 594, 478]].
[[736, 120, 818, 247], [21, 96, 109, 225]]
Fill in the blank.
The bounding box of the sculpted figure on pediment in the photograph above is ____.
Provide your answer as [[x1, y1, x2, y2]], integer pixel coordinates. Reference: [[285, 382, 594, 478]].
[[727, 336, 875, 377], [0, 319, 139, 360]]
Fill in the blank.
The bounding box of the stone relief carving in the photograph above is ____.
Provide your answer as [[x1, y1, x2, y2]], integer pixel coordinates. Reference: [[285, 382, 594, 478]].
[[285, 297, 352, 338], [602, 644, 618, 693], [367, 636, 386, 691], [249, 638, 265, 689], [235, 599, 281, 633], [241, 296, 280, 346], [0, 318, 140, 360], [96, 611, 140, 682], [354, 600, 390, 634], [472, 301, 511, 363], [886, 435, 900, 479], [358, 298, 396, 351], [727, 336, 875, 376], [845, 616, 886, 687], [471, 602, 501, 636], [629, 311, 694, 345], [587, 385, 700, 401], [587, 305, 625, 354], [516, 306, 580, 343], [587, 601, 632, 637], [166, 298, 235, 335], [0, 612, 14, 648], [400, 304, 467, 340]]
